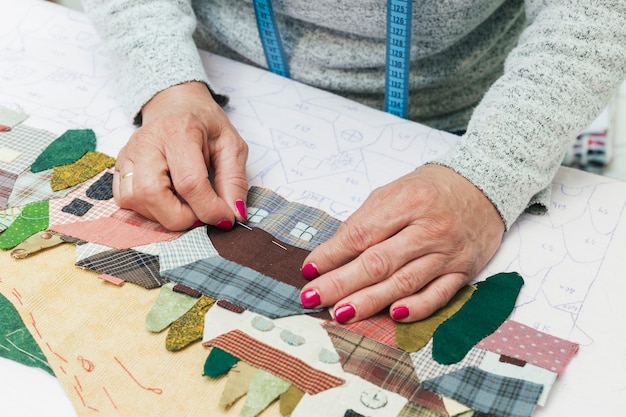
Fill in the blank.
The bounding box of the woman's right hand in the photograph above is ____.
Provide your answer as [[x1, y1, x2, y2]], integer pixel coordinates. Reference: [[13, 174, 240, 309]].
[[112, 81, 249, 231]]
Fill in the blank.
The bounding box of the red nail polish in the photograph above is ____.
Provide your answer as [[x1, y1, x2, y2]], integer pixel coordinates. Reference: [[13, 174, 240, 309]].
[[215, 219, 233, 230], [391, 305, 410, 321], [235, 199, 248, 221], [301, 263, 319, 280], [300, 289, 321, 309], [189, 220, 204, 229], [334, 304, 356, 323]]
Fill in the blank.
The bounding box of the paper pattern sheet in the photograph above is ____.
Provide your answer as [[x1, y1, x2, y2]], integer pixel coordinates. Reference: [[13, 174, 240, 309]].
[[1, 1, 625, 416]]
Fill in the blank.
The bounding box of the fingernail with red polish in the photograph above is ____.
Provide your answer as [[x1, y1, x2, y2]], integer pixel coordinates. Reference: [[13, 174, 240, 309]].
[[235, 199, 247, 221], [391, 305, 410, 321], [301, 263, 319, 280], [334, 304, 356, 323], [216, 219, 233, 231], [189, 220, 204, 229], [300, 289, 321, 309]]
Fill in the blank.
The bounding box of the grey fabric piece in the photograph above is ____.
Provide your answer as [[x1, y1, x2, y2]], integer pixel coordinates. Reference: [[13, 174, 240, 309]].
[[82, 0, 626, 228]]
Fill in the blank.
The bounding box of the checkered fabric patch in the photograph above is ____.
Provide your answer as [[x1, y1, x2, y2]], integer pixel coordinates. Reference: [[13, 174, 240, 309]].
[[246, 186, 341, 251], [323, 325, 447, 416], [7, 168, 75, 209], [203, 329, 344, 395], [422, 367, 543, 417], [0, 169, 17, 210], [411, 339, 486, 381], [161, 256, 324, 318], [0, 124, 56, 175], [325, 313, 397, 348], [76, 248, 166, 289], [157, 226, 219, 272]]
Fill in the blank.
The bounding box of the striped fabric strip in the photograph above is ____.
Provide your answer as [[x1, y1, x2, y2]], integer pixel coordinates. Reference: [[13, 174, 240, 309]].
[[246, 186, 341, 251], [161, 256, 324, 318], [422, 367, 543, 417], [323, 325, 448, 416], [0, 124, 56, 175], [410, 339, 486, 382], [203, 329, 344, 395], [76, 248, 166, 289]]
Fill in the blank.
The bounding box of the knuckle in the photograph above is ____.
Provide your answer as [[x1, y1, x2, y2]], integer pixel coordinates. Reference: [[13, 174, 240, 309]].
[[391, 268, 420, 297], [341, 220, 373, 252], [359, 249, 393, 281], [172, 172, 206, 196]]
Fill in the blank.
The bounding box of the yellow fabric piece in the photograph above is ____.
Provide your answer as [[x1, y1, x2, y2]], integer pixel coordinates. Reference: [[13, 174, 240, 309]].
[[10, 230, 65, 259], [0, 245, 283, 416], [279, 385, 305, 416], [395, 285, 475, 352], [220, 362, 259, 409], [165, 295, 215, 351], [50, 151, 115, 191]]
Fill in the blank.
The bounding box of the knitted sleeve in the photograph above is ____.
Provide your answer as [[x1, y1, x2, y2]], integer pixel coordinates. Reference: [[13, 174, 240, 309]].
[[82, 0, 213, 123], [431, 0, 626, 229]]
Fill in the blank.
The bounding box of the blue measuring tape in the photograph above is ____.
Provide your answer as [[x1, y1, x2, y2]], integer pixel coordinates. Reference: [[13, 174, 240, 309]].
[[253, 0, 412, 118], [253, 0, 290, 78]]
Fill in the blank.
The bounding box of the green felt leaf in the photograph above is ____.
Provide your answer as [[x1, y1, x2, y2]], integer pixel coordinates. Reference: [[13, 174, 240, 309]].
[[30, 129, 96, 173]]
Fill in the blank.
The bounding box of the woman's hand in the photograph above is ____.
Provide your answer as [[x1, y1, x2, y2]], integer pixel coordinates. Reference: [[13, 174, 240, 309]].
[[112, 81, 249, 231], [299, 164, 505, 323]]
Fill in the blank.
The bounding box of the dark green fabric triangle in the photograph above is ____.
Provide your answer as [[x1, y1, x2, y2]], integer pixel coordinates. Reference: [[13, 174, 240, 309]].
[[203, 346, 240, 378], [432, 272, 524, 365], [0, 292, 54, 375], [30, 129, 97, 173]]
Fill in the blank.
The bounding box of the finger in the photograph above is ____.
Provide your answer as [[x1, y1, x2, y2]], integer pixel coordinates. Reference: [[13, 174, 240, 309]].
[[167, 134, 234, 228], [388, 272, 469, 322], [325, 252, 454, 323], [210, 129, 249, 222]]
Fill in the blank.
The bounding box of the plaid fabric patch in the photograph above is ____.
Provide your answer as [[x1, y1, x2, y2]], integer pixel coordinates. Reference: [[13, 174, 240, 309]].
[[0, 169, 17, 210], [61, 198, 93, 217], [7, 168, 75, 209], [203, 329, 344, 395], [161, 256, 324, 319], [324, 313, 397, 348], [397, 401, 443, 417], [0, 124, 56, 175], [323, 325, 447, 416], [422, 367, 543, 417], [411, 340, 486, 382], [246, 186, 341, 251], [157, 226, 219, 272], [76, 248, 166, 289], [111, 207, 173, 233], [85, 171, 114, 200], [75, 242, 116, 262]]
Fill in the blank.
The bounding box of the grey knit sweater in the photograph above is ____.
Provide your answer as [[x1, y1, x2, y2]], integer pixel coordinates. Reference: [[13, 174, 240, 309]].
[[82, 0, 626, 229]]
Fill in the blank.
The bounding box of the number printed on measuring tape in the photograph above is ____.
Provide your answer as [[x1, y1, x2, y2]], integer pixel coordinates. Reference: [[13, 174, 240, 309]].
[[253, 0, 290, 77], [384, 0, 413, 118]]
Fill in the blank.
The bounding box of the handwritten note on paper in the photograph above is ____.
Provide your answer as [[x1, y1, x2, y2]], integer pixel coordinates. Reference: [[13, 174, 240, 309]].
[[1, 1, 626, 415]]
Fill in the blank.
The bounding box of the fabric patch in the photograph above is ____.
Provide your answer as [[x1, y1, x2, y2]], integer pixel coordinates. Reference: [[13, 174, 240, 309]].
[[216, 299, 245, 314], [50, 215, 181, 250], [7, 167, 75, 209], [0, 105, 28, 128], [0, 200, 48, 250], [220, 361, 258, 409], [30, 129, 97, 173], [397, 401, 443, 417], [325, 313, 397, 348], [476, 319, 579, 375], [145, 282, 200, 332], [85, 171, 114, 200], [50, 151, 116, 191], [396, 285, 475, 353], [203, 346, 240, 378], [75, 248, 165, 289], [323, 325, 447, 415], [479, 351, 557, 406], [0, 292, 54, 375], [0, 147, 20, 164], [0, 124, 56, 175], [161, 256, 324, 319], [0, 169, 18, 210], [172, 283, 202, 298], [280, 385, 305, 416], [61, 198, 93, 217], [166, 296, 215, 351], [157, 225, 218, 272], [98, 274, 125, 286], [240, 369, 291, 417], [245, 186, 342, 251], [422, 367, 543, 417], [75, 242, 115, 262], [432, 272, 524, 365], [344, 410, 365, 417], [10, 230, 64, 259], [203, 330, 345, 395], [411, 339, 486, 382], [0, 206, 22, 233]]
